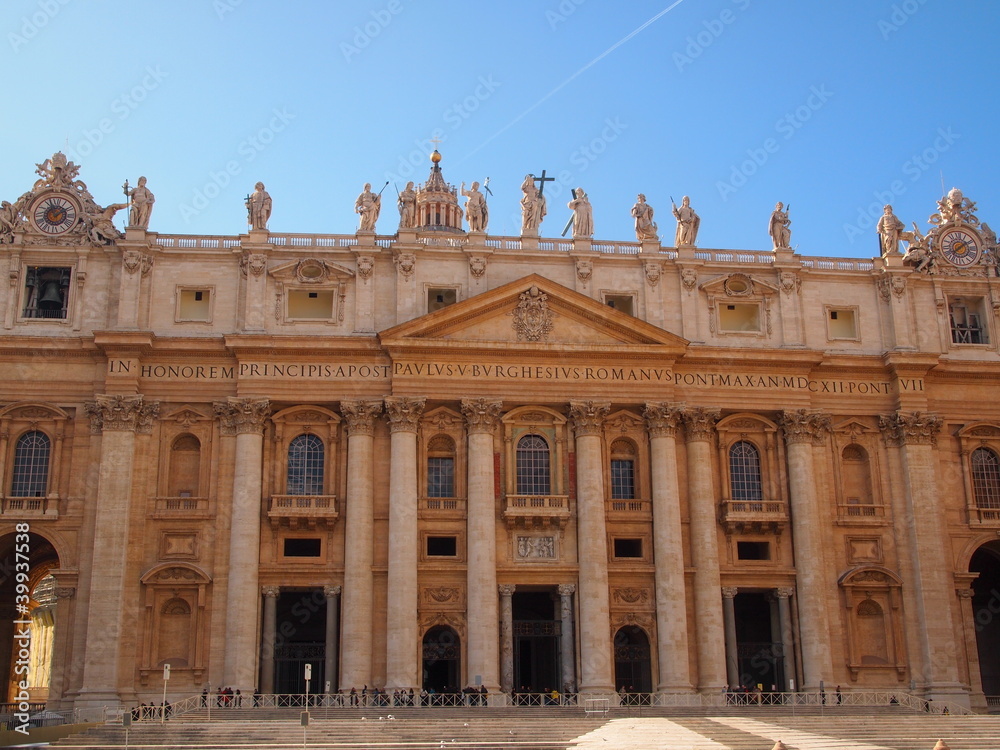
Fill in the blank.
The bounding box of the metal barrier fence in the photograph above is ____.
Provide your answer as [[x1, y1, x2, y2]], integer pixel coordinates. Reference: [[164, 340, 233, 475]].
[[103, 688, 977, 722]]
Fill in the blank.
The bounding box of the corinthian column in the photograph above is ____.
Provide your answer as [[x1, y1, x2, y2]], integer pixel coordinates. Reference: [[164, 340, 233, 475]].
[[384, 396, 425, 691], [643, 403, 692, 693], [217, 397, 270, 692], [77, 395, 158, 708], [779, 409, 833, 690], [569, 400, 614, 695], [880, 411, 964, 702], [260, 586, 280, 693], [499, 584, 516, 694], [339, 400, 383, 689], [462, 398, 504, 692], [681, 407, 726, 693], [324, 585, 341, 694], [558, 584, 577, 693]]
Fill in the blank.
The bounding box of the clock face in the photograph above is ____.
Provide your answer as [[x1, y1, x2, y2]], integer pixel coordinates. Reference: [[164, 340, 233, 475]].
[[32, 195, 78, 235], [940, 228, 981, 267]]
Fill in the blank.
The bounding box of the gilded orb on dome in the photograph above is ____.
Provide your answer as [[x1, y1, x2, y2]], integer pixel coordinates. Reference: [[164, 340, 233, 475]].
[[430, 150, 442, 164]]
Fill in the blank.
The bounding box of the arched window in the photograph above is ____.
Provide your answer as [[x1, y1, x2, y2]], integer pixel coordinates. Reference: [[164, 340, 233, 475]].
[[729, 440, 762, 506], [856, 598, 889, 665], [11, 431, 50, 497], [972, 447, 1000, 509], [287, 434, 324, 495], [610, 438, 636, 500], [842, 444, 875, 516], [427, 435, 455, 498], [168, 434, 201, 497], [516, 434, 550, 496]]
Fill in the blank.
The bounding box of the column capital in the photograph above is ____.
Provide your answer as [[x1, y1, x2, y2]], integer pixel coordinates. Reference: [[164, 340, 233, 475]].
[[956, 588, 974, 599], [85, 394, 159, 434], [215, 398, 270, 436], [643, 402, 683, 438], [261, 585, 280, 598], [681, 406, 720, 443], [878, 410, 943, 447], [55, 587, 77, 599], [461, 397, 503, 434], [569, 400, 610, 437], [324, 585, 342, 598], [557, 583, 577, 597], [779, 409, 832, 446], [340, 399, 384, 436], [385, 396, 426, 433], [775, 587, 794, 599], [721, 586, 739, 599], [498, 584, 516, 597]]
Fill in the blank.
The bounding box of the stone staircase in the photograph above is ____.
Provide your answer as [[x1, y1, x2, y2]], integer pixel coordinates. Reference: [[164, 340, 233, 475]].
[[48, 707, 1000, 749]]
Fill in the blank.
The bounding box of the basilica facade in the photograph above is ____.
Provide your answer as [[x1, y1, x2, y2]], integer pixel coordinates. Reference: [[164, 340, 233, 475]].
[[2, 150, 1000, 714]]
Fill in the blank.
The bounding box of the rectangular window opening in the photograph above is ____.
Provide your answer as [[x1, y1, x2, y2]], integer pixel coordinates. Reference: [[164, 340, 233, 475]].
[[178, 288, 212, 321], [827, 308, 858, 339], [949, 297, 989, 345], [283, 538, 322, 557], [718, 302, 761, 333], [426, 536, 457, 557], [428, 288, 457, 313], [605, 294, 634, 316], [287, 289, 335, 319], [737, 541, 771, 561], [23, 266, 71, 320], [613, 538, 643, 558]]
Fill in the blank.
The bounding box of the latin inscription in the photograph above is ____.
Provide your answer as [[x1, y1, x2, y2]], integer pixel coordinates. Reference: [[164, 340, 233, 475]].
[[107, 358, 922, 395]]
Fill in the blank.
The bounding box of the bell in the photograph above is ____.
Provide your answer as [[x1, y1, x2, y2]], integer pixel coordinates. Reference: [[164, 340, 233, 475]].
[[37, 280, 64, 310]]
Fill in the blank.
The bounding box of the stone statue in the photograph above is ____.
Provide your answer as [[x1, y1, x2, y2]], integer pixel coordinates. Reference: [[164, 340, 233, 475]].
[[631, 194, 658, 241], [397, 181, 416, 229], [877, 204, 905, 256], [0, 200, 22, 243], [88, 203, 127, 244], [568, 188, 593, 238], [246, 182, 272, 230], [126, 176, 155, 230], [461, 181, 488, 232], [902, 223, 933, 273], [355, 182, 381, 232], [769, 202, 791, 249], [672, 195, 700, 246], [520, 174, 546, 234]]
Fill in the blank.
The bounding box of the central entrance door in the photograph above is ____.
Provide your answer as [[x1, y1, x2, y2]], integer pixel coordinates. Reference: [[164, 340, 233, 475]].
[[422, 625, 460, 692], [272, 589, 326, 694], [734, 591, 784, 691], [512, 590, 561, 694]]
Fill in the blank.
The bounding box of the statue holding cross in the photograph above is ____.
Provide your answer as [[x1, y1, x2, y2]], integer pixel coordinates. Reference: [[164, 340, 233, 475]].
[[520, 172, 549, 235]]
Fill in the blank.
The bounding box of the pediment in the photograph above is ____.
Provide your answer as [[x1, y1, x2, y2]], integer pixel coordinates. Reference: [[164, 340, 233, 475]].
[[379, 274, 688, 352], [699, 272, 778, 296], [268, 258, 355, 283]]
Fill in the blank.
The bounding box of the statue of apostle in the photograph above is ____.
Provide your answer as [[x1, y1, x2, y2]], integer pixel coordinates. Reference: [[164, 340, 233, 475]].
[[672, 195, 700, 246], [355, 182, 381, 232], [631, 194, 658, 241], [461, 181, 488, 232], [246, 182, 272, 230]]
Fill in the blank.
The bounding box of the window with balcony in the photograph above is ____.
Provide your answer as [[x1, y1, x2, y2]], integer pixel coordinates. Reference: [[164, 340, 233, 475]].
[[729, 441, 762, 509], [516, 434, 550, 496], [10, 430, 50, 498], [287, 434, 324, 495], [427, 435, 456, 499], [972, 447, 1000, 512]]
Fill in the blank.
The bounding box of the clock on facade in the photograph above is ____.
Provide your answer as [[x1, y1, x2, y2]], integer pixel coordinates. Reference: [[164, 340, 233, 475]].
[[939, 228, 981, 267], [31, 195, 78, 235]]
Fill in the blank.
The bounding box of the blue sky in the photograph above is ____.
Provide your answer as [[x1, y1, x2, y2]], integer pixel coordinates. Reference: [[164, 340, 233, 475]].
[[2, 0, 997, 258]]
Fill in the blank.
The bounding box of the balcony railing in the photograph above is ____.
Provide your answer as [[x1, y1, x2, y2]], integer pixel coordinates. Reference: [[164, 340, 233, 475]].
[[969, 506, 1000, 527], [1, 495, 58, 517], [718, 498, 787, 534], [503, 494, 570, 529], [151, 496, 211, 519], [837, 502, 887, 522], [607, 498, 651, 517], [419, 497, 467, 518], [268, 495, 338, 529]]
